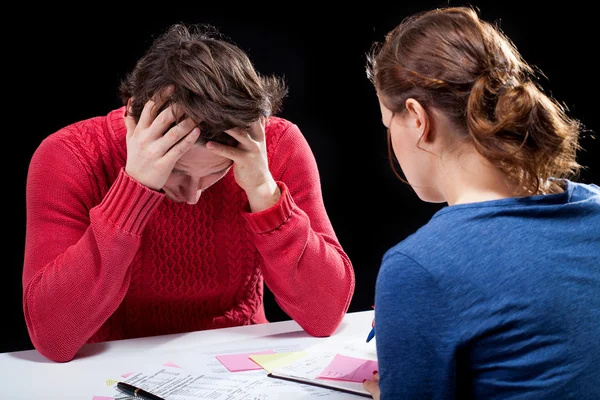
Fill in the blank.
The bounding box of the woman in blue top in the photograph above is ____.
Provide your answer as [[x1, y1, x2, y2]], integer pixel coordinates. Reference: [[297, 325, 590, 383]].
[[362, 6, 599, 400]]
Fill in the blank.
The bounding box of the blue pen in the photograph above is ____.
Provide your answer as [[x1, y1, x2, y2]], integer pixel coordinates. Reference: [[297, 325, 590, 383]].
[[366, 326, 375, 343], [366, 304, 376, 343]]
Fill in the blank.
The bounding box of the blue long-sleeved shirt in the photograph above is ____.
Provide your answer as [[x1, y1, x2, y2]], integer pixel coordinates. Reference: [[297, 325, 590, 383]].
[[375, 180, 600, 399]]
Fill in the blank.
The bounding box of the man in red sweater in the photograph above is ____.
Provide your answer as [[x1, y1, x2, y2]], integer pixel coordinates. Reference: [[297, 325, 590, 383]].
[[22, 23, 355, 362]]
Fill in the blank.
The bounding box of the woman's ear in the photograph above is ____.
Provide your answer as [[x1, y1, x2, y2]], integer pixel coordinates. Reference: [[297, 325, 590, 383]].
[[405, 98, 432, 143]]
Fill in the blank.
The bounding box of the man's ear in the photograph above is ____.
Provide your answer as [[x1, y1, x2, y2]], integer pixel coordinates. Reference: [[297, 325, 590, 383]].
[[126, 97, 133, 116], [405, 98, 432, 143]]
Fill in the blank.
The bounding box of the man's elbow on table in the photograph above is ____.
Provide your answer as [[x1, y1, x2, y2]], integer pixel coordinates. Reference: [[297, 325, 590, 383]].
[[298, 311, 346, 337], [27, 325, 79, 363]]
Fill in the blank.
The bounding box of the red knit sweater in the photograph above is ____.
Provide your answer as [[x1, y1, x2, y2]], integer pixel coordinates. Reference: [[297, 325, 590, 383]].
[[23, 107, 355, 362]]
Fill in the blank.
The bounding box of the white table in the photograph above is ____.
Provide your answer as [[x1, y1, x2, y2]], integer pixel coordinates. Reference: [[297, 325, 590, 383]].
[[0, 310, 374, 399]]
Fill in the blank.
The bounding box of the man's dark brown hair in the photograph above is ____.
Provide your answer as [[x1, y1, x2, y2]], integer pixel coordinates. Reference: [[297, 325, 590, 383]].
[[119, 23, 287, 145]]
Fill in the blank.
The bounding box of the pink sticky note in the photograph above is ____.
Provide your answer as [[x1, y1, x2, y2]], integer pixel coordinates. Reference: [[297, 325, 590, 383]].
[[92, 397, 115, 400], [163, 361, 181, 368], [317, 354, 379, 383], [216, 350, 275, 372], [120, 372, 135, 378]]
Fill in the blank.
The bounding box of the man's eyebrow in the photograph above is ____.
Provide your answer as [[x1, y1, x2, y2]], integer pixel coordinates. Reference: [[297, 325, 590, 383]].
[[172, 167, 188, 174], [212, 163, 233, 175], [172, 163, 232, 176]]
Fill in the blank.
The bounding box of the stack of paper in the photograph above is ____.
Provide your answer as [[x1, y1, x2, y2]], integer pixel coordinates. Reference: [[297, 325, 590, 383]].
[[266, 337, 378, 397], [93, 336, 378, 399]]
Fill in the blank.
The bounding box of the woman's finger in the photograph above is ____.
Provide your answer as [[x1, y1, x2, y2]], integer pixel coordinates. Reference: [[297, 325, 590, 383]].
[[362, 379, 380, 399]]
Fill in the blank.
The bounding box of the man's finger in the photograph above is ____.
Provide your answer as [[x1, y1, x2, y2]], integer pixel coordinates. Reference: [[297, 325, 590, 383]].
[[163, 128, 200, 164], [124, 113, 137, 140], [137, 86, 176, 130], [155, 117, 198, 155], [222, 127, 253, 147], [247, 118, 266, 142], [205, 141, 243, 162], [147, 101, 188, 141]]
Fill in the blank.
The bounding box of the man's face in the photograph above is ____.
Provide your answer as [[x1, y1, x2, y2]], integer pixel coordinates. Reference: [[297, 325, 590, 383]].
[[162, 143, 233, 204]]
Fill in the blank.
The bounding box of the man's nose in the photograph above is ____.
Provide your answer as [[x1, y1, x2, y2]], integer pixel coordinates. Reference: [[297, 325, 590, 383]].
[[182, 177, 203, 204], [185, 189, 202, 204]]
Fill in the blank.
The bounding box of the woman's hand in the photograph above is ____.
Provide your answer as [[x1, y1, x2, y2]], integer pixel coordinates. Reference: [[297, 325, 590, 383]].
[[363, 371, 380, 399]]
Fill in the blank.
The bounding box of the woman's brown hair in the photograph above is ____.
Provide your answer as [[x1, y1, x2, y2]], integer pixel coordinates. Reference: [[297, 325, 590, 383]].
[[367, 7, 582, 195], [119, 23, 287, 145]]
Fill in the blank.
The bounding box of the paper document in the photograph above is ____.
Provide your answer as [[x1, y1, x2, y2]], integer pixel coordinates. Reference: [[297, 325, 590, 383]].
[[267, 336, 378, 397], [97, 364, 263, 399], [94, 336, 375, 399], [95, 361, 360, 399]]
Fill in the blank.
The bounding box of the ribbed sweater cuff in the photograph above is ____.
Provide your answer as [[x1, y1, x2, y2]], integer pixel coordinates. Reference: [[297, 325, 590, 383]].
[[97, 168, 164, 236], [243, 181, 294, 233]]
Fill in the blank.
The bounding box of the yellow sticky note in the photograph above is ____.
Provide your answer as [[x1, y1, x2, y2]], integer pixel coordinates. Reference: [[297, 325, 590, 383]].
[[250, 351, 307, 373], [105, 378, 119, 387]]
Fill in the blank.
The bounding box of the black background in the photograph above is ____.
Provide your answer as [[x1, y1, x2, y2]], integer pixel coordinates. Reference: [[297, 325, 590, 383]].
[[6, 1, 598, 353]]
